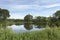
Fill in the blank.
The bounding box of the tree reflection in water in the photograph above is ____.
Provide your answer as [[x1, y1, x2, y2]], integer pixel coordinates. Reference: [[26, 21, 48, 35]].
[[24, 23, 33, 30]]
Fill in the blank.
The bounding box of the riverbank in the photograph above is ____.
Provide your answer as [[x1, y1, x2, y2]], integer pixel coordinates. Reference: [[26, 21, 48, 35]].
[[0, 27, 60, 40]]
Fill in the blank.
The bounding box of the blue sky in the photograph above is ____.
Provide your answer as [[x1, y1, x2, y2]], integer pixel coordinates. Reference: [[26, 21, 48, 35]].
[[0, 0, 60, 19]]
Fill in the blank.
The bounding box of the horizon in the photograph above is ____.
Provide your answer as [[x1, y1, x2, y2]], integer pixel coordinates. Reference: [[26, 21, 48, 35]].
[[0, 0, 60, 19]]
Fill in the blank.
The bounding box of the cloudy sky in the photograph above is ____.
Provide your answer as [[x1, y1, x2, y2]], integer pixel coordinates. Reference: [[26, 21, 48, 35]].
[[0, 0, 60, 19]]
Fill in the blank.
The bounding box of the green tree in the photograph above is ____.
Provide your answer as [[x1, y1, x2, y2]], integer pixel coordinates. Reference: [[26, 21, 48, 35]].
[[0, 8, 10, 20], [24, 14, 33, 23], [48, 17, 57, 27], [53, 10, 60, 18], [34, 16, 47, 28], [24, 14, 33, 30], [53, 10, 60, 27]]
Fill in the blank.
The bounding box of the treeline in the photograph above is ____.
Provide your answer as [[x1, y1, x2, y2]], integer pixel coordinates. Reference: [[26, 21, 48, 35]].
[[0, 8, 60, 28], [23, 10, 60, 28]]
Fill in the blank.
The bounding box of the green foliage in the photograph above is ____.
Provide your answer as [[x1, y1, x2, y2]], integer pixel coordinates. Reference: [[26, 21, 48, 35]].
[[0, 27, 60, 40], [24, 14, 33, 30], [24, 23, 33, 30], [24, 14, 33, 23], [53, 10, 60, 18], [34, 16, 47, 28], [0, 8, 10, 21], [52, 10, 60, 27]]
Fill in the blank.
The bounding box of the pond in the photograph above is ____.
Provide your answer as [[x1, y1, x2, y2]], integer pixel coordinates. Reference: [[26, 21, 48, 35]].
[[0, 22, 45, 32], [7, 25, 45, 32]]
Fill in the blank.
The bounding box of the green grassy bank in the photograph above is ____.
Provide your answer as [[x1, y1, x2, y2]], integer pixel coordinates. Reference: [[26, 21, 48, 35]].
[[0, 27, 60, 40]]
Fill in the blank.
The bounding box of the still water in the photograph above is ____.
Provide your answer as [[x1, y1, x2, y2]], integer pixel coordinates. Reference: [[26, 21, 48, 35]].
[[7, 25, 44, 32]]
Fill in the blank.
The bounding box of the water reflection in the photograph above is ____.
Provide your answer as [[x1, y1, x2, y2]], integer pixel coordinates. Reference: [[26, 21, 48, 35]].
[[0, 22, 44, 32], [7, 25, 27, 32], [7, 25, 44, 32], [24, 23, 33, 30]]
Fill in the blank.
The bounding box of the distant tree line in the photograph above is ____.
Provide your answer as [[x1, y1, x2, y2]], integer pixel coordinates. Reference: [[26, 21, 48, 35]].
[[24, 10, 60, 28], [0, 8, 60, 28]]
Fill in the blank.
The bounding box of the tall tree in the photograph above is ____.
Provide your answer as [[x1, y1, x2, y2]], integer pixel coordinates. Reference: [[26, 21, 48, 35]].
[[53, 10, 60, 27], [24, 14, 33, 23], [0, 8, 10, 20], [53, 10, 60, 19]]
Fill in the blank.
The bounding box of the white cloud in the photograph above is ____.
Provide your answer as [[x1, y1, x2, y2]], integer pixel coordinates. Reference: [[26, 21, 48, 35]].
[[9, 13, 24, 19], [9, 3, 60, 10], [32, 0, 59, 5], [11, 5, 31, 9], [8, 3, 60, 19], [0, 0, 60, 5], [42, 3, 60, 8], [9, 5, 41, 10], [36, 0, 56, 3]]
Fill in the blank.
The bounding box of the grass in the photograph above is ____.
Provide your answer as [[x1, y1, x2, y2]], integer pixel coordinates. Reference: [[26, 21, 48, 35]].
[[0, 26, 60, 40]]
